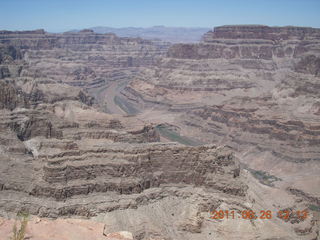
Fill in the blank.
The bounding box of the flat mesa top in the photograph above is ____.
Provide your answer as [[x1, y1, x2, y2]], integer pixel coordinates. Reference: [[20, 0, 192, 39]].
[[213, 25, 320, 32]]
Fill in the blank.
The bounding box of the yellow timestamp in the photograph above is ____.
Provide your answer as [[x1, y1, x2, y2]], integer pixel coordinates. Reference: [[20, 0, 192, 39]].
[[209, 209, 308, 220]]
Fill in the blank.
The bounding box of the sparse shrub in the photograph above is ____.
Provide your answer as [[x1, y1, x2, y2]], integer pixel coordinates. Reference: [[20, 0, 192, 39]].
[[155, 124, 200, 146], [309, 204, 320, 212], [249, 169, 282, 187], [10, 212, 29, 240]]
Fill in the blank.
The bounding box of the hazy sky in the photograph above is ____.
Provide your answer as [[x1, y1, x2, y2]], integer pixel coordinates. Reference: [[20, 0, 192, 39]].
[[1, 0, 320, 32]]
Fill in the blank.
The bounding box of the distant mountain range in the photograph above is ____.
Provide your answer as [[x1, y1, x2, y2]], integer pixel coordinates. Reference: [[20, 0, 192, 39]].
[[72, 26, 211, 43]]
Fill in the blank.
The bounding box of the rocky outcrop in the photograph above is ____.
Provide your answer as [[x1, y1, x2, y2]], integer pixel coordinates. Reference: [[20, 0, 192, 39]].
[[128, 125, 160, 142], [202, 25, 320, 41], [0, 45, 22, 64], [28, 144, 243, 200], [183, 105, 320, 163], [168, 25, 320, 60], [0, 131, 245, 200], [0, 80, 27, 110], [295, 55, 320, 76]]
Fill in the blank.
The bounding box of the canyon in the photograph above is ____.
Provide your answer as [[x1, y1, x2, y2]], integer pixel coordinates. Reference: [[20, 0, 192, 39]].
[[0, 25, 319, 239], [86, 26, 211, 43]]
